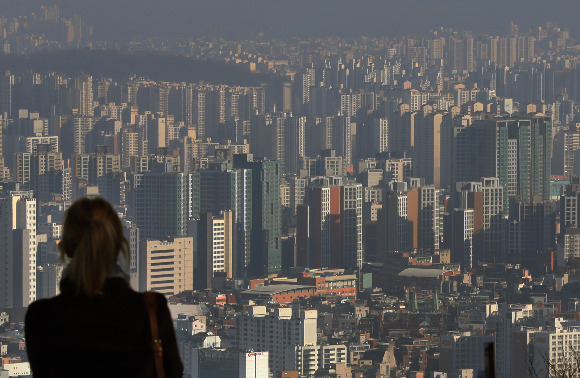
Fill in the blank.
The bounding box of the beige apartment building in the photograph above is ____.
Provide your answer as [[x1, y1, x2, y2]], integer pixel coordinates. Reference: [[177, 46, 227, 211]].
[[139, 236, 194, 296]]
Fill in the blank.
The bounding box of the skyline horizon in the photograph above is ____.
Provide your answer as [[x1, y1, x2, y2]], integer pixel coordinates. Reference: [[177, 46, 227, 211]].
[[0, 0, 579, 42]]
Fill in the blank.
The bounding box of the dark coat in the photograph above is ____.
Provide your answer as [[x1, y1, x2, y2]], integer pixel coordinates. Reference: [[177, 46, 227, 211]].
[[25, 277, 184, 378]]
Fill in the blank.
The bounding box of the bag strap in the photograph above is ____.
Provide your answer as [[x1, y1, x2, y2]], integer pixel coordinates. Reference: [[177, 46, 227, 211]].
[[144, 292, 165, 378]]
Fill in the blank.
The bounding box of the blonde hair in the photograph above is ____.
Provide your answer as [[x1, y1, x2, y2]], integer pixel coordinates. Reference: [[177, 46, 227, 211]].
[[59, 197, 129, 297]]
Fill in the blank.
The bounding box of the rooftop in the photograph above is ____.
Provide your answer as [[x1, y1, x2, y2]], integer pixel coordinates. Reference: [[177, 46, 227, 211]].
[[241, 284, 315, 296], [398, 267, 449, 278]]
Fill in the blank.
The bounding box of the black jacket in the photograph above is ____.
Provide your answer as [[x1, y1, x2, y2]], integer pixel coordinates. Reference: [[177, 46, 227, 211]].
[[25, 277, 184, 378]]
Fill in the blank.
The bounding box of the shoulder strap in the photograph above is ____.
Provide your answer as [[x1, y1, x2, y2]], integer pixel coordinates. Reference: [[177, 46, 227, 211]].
[[144, 292, 165, 378]]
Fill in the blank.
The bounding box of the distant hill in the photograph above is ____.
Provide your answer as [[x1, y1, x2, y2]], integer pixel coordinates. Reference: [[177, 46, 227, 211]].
[[0, 49, 271, 85], [0, 0, 579, 40]]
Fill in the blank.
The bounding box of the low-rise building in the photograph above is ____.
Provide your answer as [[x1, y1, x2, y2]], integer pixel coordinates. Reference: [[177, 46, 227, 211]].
[[285, 344, 347, 376]]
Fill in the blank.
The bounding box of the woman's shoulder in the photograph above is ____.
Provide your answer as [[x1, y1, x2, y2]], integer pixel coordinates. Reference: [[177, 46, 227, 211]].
[[25, 296, 65, 326], [27, 295, 64, 312]]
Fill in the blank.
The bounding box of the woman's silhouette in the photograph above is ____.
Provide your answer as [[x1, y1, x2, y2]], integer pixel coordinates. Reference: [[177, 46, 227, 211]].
[[25, 197, 183, 377]]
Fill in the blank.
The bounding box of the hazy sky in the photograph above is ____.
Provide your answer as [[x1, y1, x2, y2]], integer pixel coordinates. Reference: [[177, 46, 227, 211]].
[[3, 0, 580, 41]]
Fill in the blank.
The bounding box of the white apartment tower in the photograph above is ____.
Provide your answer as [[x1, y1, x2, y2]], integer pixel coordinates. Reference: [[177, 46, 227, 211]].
[[0, 192, 37, 307], [234, 306, 317, 375], [343, 183, 363, 268], [372, 118, 389, 156], [285, 344, 348, 376]]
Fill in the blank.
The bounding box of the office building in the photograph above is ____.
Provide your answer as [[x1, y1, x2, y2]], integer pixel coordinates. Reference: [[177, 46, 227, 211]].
[[138, 236, 194, 296]]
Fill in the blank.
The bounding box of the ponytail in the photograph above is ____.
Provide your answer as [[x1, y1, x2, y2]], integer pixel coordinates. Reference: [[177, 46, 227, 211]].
[[60, 198, 130, 297]]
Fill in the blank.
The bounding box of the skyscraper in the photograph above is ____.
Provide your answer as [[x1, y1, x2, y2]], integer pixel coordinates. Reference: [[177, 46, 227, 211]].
[[457, 116, 552, 209], [130, 171, 188, 240], [343, 183, 363, 268], [72, 74, 93, 117], [377, 184, 409, 253], [449, 208, 475, 270], [233, 154, 282, 276], [0, 192, 37, 308], [193, 211, 235, 290], [407, 181, 441, 252], [284, 116, 306, 175], [451, 178, 505, 262], [191, 162, 252, 278], [416, 112, 452, 188], [296, 184, 342, 269]]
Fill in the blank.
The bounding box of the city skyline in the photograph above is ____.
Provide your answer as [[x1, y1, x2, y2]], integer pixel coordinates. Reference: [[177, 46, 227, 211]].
[[2, 3, 580, 377]]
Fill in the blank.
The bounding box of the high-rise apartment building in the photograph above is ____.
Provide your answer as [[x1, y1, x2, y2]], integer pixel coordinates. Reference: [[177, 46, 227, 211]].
[[145, 115, 167, 154], [408, 183, 441, 252], [192, 89, 206, 139], [331, 116, 353, 167], [191, 162, 252, 278], [371, 118, 389, 157], [234, 306, 317, 375], [448, 208, 475, 270], [88, 152, 121, 185], [378, 186, 409, 253], [456, 116, 552, 209], [416, 112, 452, 188], [440, 331, 495, 376], [343, 183, 363, 268], [296, 185, 342, 269], [508, 196, 557, 263], [563, 130, 580, 177], [285, 345, 348, 377], [295, 180, 362, 269], [72, 74, 93, 117], [284, 116, 306, 175], [193, 211, 235, 290], [130, 171, 188, 240], [123, 221, 140, 289], [300, 149, 346, 178], [0, 192, 37, 307], [233, 154, 282, 276], [452, 178, 505, 262], [70, 116, 95, 157]]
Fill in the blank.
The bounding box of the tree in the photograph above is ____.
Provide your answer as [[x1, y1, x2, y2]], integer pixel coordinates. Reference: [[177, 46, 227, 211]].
[[566, 257, 580, 271], [528, 343, 580, 378]]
